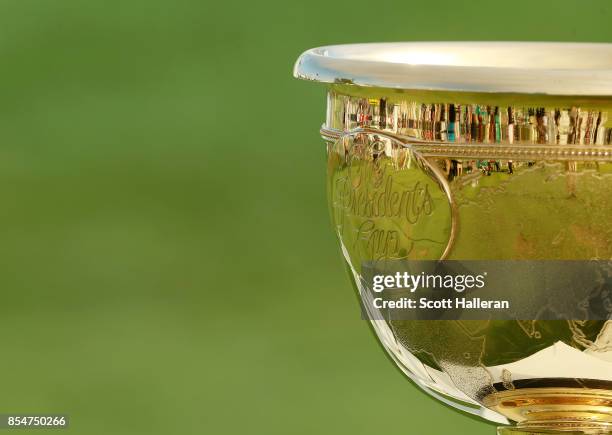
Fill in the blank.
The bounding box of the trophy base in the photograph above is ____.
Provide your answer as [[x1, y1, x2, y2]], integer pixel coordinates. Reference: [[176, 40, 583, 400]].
[[498, 427, 611, 435], [484, 387, 612, 434]]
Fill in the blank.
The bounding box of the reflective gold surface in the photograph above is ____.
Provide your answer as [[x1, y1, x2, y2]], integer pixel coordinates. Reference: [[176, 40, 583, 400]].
[[324, 86, 612, 430], [324, 89, 612, 149], [486, 388, 612, 433], [296, 42, 612, 433]]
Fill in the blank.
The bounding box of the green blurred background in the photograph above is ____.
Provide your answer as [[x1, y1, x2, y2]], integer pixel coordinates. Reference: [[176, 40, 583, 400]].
[[0, 0, 609, 434]]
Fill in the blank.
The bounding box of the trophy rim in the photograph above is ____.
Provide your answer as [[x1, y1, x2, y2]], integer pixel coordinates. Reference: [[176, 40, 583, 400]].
[[293, 41, 612, 96]]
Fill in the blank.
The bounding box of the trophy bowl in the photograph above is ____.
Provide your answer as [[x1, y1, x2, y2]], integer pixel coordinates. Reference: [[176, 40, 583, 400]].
[[294, 42, 612, 434]]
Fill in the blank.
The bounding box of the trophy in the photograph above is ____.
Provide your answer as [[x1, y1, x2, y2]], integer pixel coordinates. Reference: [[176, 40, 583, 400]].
[[294, 42, 612, 434]]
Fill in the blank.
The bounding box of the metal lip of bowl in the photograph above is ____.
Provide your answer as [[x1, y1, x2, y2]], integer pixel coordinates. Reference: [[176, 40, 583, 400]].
[[293, 41, 612, 96]]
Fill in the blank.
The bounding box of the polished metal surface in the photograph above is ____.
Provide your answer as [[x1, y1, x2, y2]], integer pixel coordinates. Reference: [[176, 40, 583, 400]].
[[296, 42, 612, 432], [326, 127, 612, 427], [294, 42, 612, 95], [322, 89, 612, 159]]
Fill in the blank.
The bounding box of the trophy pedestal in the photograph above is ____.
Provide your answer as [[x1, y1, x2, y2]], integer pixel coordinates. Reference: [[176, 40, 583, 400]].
[[487, 388, 612, 434], [498, 427, 611, 435]]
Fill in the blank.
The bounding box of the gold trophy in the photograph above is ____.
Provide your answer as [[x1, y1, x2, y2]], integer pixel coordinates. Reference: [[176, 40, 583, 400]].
[[294, 42, 612, 434]]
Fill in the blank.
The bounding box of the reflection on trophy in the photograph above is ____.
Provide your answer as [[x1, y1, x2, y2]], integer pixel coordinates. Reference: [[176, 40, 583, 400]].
[[295, 42, 612, 434]]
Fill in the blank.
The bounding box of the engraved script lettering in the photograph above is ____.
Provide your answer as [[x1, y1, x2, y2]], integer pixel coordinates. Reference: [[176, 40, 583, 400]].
[[332, 148, 436, 260]]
